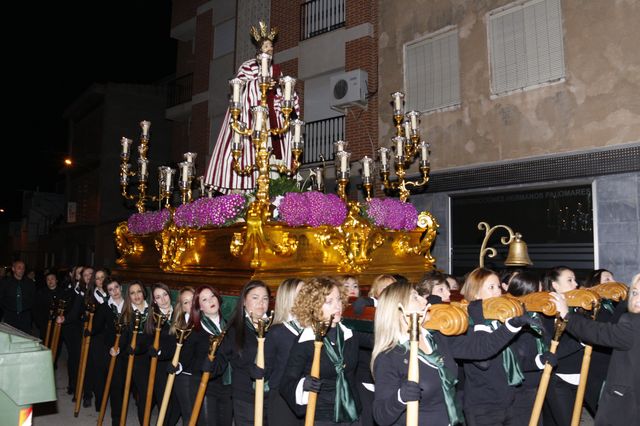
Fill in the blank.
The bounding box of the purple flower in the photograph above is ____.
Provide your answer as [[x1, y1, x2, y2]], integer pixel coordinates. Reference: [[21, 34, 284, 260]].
[[278, 192, 347, 227], [174, 194, 247, 228], [127, 194, 248, 234], [127, 209, 170, 234], [363, 198, 418, 231]]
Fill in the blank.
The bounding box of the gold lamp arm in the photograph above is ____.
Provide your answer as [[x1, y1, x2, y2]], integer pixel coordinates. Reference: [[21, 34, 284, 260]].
[[478, 222, 517, 267]]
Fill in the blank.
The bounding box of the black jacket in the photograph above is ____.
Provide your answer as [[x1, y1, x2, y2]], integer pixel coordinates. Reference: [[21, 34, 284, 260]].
[[280, 323, 362, 422], [0, 276, 36, 313], [565, 312, 639, 426]]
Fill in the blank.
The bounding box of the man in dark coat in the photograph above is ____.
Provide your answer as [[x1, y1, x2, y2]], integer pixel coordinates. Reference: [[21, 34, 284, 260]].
[[0, 260, 36, 334], [552, 275, 640, 426]]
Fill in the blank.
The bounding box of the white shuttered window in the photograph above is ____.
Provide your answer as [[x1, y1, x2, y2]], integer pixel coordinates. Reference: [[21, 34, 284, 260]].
[[488, 0, 565, 95], [404, 28, 460, 113]]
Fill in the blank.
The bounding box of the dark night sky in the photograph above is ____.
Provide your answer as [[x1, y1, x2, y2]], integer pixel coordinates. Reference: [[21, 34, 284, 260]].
[[1, 0, 176, 223]]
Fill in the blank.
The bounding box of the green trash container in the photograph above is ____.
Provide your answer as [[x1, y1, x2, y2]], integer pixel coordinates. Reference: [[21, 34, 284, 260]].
[[0, 323, 56, 426]]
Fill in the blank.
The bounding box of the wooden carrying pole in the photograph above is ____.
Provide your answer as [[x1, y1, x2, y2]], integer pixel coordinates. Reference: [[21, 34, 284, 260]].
[[397, 304, 422, 426], [143, 311, 166, 426], [570, 292, 601, 426], [74, 302, 96, 417], [254, 313, 273, 426], [44, 300, 56, 348], [188, 332, 225, 426], [528, 329, 563, 426], [120, 312, 142, 426], [304, 316, 332, 426], [157, 327, 192, 426], [98, 318, 125, 426], [529, 289, 598, 426], [50, 299, 66, 361]]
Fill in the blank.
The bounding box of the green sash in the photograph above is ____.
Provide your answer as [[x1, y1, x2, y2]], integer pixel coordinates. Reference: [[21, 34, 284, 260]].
[[405, 334, 465, 425], [201, 313, 232, 385], [469, 316, 524, 386], [601, 299, 614, 314], [323, 325, 359, 423], [244, 315, 270, 392]]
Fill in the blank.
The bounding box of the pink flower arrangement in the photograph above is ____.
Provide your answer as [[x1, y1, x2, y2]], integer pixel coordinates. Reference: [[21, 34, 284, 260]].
[[278, 192, 347, 227], [127, 209, 171, 235], [363, 198, 418, 231], [174, 194, 247, 228], [126, 194, 247, 235]]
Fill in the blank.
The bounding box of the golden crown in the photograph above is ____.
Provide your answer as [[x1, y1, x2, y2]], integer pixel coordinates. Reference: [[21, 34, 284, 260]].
[[250, 21, 278, 45]]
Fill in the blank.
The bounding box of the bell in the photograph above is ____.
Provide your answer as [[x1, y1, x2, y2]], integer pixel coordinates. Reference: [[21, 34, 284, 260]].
[[505, 234, 533, 266]]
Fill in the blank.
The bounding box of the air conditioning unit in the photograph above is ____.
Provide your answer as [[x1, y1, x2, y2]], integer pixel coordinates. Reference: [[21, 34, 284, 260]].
[[330, 69, 368, 109]]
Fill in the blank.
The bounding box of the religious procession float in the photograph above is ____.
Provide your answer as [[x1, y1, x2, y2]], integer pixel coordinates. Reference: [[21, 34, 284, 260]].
[[113, 26, 438, 296]]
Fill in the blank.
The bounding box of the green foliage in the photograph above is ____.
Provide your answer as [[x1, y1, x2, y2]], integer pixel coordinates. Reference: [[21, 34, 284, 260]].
[[268, 176, 302, 199]]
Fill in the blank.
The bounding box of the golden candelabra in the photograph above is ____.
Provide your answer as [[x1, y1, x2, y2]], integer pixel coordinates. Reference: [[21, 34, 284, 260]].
[[120, 121, 161, 213], [478, 221, 533, 268], [378, 92, 431, 202], [120, 121, 204, 211], [228, 53, 304, 219]]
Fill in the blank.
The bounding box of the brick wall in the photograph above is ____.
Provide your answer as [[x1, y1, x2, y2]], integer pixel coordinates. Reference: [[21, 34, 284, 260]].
[[271, 1, 301, 51], [345, 0, 378, 162]]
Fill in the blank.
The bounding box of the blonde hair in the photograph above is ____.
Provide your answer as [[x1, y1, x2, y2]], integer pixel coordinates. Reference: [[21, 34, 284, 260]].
[[368, 274, 396, 298], [170, 286, 195, 335], [370, 281, 414, 376], [292, 276, 347, 327], [273, 278, 304, 324], [461, 267, 498, 301]]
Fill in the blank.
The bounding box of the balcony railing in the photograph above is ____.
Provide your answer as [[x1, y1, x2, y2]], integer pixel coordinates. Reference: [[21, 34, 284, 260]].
[[166, 73, 193, 108], [300, 0, 346, 41], [303, 116, 344, 164]]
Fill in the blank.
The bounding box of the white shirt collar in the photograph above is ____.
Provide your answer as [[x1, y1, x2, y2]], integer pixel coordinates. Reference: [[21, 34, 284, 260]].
[[108, 297, 125, 313], [298, 322, 353, 343]]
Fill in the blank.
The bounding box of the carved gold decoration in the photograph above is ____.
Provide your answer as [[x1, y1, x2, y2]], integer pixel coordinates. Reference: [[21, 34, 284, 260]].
[[509, 292, 558, 317], [423, 304, 468, 335], [115, 222, 144, 265], [565, 288, 601, 311], [392, 211, 439, 268], [230, 202, 298, 269], [154, 220, 196, 272], [454, 295, 524, 323], [589, 282, 628, 302], [314, 202, 384, 273]]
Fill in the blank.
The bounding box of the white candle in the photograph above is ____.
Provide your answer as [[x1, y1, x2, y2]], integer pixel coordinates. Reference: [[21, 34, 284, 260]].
[[233, 130, 242, 150], [395, 137, 404, 157], [139, 159, 148, 178], [121, 137, 132, 156], [340, 153, 348, 173], [420, 142, 428, 162], [363, 157, 370, 177], [392, 92, 404, 112], [260, 54, 270, 78], [380, 148, 388, 167], [282, 77, 294, 101], [165, 169, 174, 192], [180, 162, 190, 183], [408, 111, 419, 131], [403, 120, 412, 139], [293, 120, 302, 143], [335, 140, 345, 152], [140, 121, 151, 137], [252, 106, 266, 131], [232, 80, 241, 103]]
